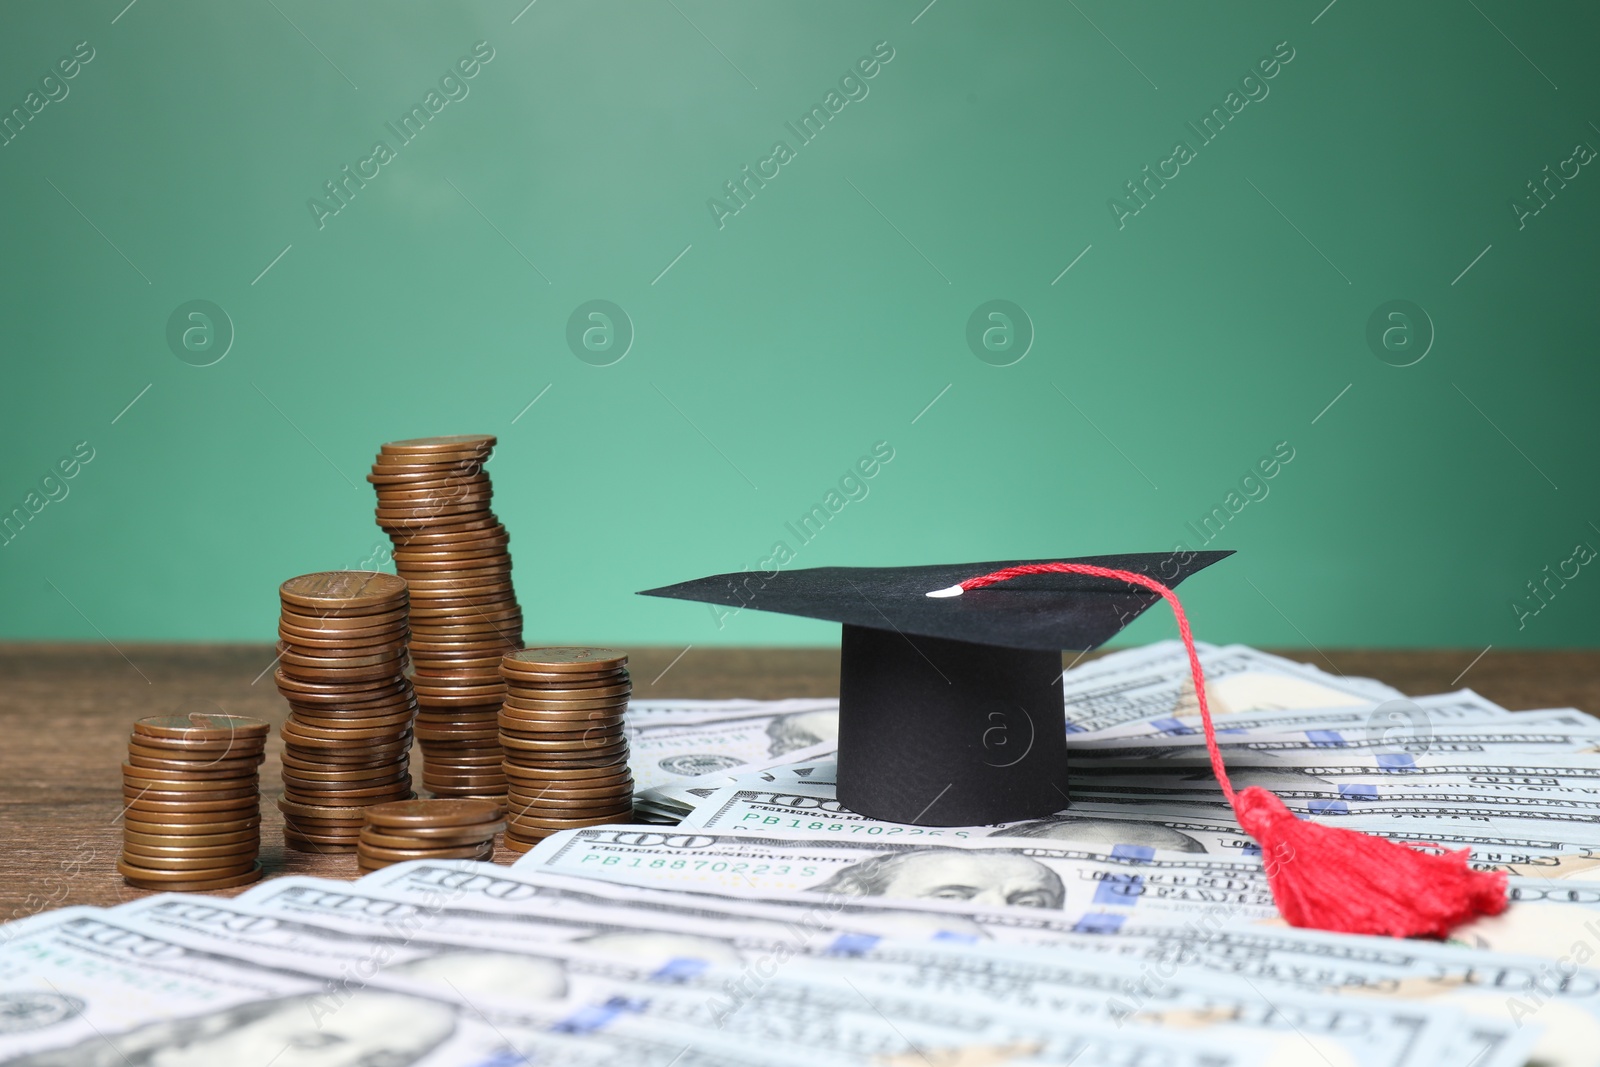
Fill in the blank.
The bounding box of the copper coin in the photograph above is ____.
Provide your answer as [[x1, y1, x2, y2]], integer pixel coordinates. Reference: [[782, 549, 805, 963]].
[[500, 833, 541, 852], [502, 764, 631, 786], [284, 783, 413, 803], [133, 715, 269, 741], [500, 683, 631, 701], [280, 758, 411, 781], [274, 671, 408, 696], [118, 850, 260, 872], [512, 783, 636, 799], [277, 798, 373, 819], [507, 812, 633, 831], [282, 814, 368, 830], [120, 772, 258, 792], [359, 815, 504, 839], [503, 648, 627, 674], [124, 797, 261, 817], [508, 796, 633, 815], [505, 773, 632, 794], [282, 716, 414, 740], [121, 863, 265, 891], [499, 734, 625, 753], [280, 723, 411, 747], [283, 837, 358, 854], [502, 673, 628, 690], [122, 827, 259, 848], [124, 815, 261, 835], [279, 606, 409, 631], [368, 462, 487, 481], [410, 657, 504, 672], [277, 644, 407, 668], [289, 713, 416, 735], [359, 826, 500, 849], [125, 755, 262, 780], [281, 747, 409, 769], [364, 798, 501, 828], [121, 760, 261, 782], [502, 700, 629, 716], [408, 639, 520, 656], [381, 433, 496, 453], [357, 842, 495, 863], [387, 518, 503, 542], [420, 754, 504, 767], [498, 706, 625, 724], [407, 595, 518, 614], [394, 545, 508, 564], [280, 571, 408, 610], [501, 758, 629, 779], [282, 772, 412, 793], [123, 841, 259, 860], [126, 735, 265, 756]]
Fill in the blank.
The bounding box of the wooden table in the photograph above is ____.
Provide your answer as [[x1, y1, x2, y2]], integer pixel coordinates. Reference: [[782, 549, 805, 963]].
[[2, 643, 1594, 919]]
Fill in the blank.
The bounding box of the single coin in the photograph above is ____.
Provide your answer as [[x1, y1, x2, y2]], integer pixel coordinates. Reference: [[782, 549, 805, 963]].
[[409, 617, 523, 636], [133, 714, 269, 741], [282, 836, 359, 855], [500, 683, 632, 701], [505, 779, 632, 800], [387, 518, 503, 542], [281, 747, 409, 769], [498, 706, 626, 723], [124, 815, 261, 835], [125, 753, 263, 774], [367, 464, 488, 484], [274, 672, 408, 697], [126, 737, 264, 758], [392, 544, 508, 564], [282, 772, 412, 794], [120, 769, 260, 789], [121, 863, 265, 892], [505, 773, 632, 793], [364, 798, 502, 828], [280, 571, 408, 611], [381, 434, 496, 454], [500, 734, 626, 754], [506, 812, 633, 831], [280, 758, 412, 782], [289, 713, 416, 735], [501, 673, 628, 690], [408, 639, 520, 656], [501, 758, 629, 780], [281, 717, 414, 742], [359, 817, 504, 841], [117, 850, 259, 872], [284, 784, 414, 804], [500, 834, 541, 852], [509, 798, 634, 818], [277, 645, 407, 669], [122, 827, 259, 848], [279, 606, 409, 631], [121, 759, 261, 780], [125, 797, 261, 818], [356, 842, 495, 863], [122, 842, 259, 861], [502, 647, 627, 674], [277, 798, 372, 820], [280, 724, 411, 749], [501, 695, 628, 712], [281, 814, 368, 830]]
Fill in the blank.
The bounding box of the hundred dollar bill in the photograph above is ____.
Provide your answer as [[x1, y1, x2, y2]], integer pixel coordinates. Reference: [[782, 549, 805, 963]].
[[122, 888, 1470, 1067], [1081, 689, 1522, 741], [0, 908, 799, 1067], [1059, 642, 1403, 735], [515, 826, 1283, 921], [104, 896, 1271, 1067], [1071, 722, 1600, 761], [359, 860, 1598, 1065], [625, 700, 838, 790]]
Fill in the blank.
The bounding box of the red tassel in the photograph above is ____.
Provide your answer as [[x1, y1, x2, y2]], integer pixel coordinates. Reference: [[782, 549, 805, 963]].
[[949, 561, 1510, 939]]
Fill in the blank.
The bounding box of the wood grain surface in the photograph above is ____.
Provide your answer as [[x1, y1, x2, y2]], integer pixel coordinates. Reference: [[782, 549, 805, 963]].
[[1, 642, 1593, 919]]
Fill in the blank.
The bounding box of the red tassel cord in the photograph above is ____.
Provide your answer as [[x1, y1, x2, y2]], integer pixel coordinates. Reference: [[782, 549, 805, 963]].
[[943, 561, 1509, 939]]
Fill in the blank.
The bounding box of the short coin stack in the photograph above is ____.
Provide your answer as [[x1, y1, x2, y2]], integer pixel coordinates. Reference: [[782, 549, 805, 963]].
[[499, 647, 636, 852], [120, 714, 268, 891], [356, 799, 504, 872], [369, 435, 522, 803], [276, 571, 417, 852]]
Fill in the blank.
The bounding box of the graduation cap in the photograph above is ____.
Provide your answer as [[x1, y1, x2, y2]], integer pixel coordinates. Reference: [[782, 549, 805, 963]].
[[642, 552, 1511, 941], [640, 551, 1229, 827]]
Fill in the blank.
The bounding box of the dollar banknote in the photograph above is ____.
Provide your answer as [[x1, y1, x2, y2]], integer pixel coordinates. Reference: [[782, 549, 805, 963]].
[[86, 899, 1274, 1067], [116, 883, 1483, 1067]]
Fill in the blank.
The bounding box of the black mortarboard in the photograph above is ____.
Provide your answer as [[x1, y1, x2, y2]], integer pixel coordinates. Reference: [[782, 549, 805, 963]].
[[640, 551, 1231, 826]]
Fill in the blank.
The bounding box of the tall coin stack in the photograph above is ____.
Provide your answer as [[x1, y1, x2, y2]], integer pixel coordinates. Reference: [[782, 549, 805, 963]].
[[120, 714, 268, 891], [499, 647, 636, 853], [370, 435, 522, 803], [276, 571, 417, 852]]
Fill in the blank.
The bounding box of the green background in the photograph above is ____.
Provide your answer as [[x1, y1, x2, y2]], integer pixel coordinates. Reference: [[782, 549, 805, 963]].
[[2, 0, 1596, 650]]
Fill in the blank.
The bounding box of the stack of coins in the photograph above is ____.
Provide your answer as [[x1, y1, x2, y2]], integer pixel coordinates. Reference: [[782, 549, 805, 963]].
[[369, 435, 522, 803], [356, 799, 504, 872], [276, 571, 417, 852], [499, 648, 635, 852], [120, 714, 268, 891]]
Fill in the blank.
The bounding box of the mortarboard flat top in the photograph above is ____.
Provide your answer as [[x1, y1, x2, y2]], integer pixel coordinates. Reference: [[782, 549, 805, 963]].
[[640, 551, 1232, 651]]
